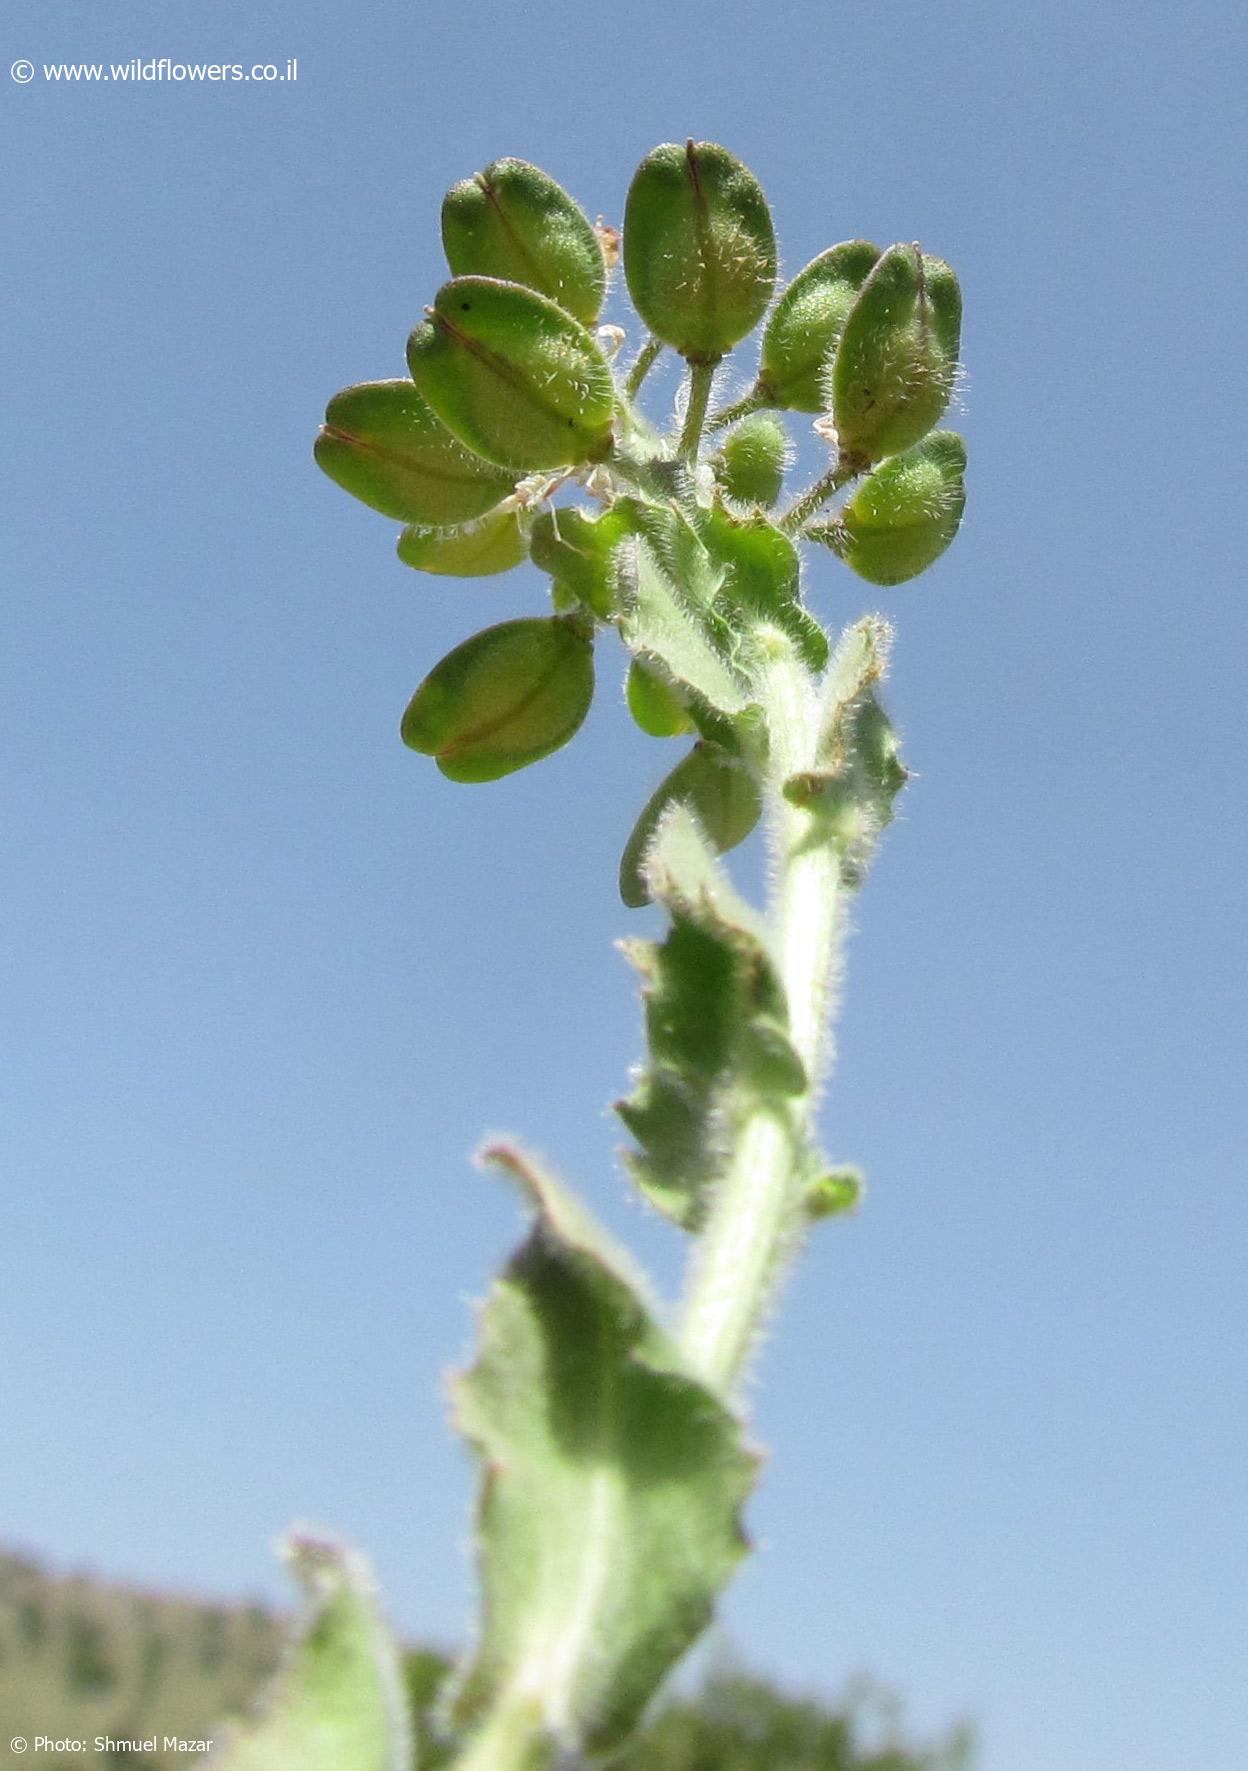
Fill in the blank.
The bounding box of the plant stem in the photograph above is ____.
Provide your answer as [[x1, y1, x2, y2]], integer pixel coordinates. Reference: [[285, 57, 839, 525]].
[[780, 461, 857, 535], [678, 360, 717, 460], [624, 335, 663, 400], [705, 385, 766, 435], [452, 1701, 552, 1771], [679, 646, 845, 1394]]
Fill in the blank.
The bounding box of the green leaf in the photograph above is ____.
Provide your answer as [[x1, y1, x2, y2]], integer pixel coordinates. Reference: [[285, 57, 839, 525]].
[[618, 742, 761, 909], [206, 1537, 409, 1771], [777, 617, 909, 886], [711, 412, 789, 508], [528, 503, 632, 617], [698, 506, 829, 671], [617, 805, 804, 1229], [451, 1143, 756, 1758], [616, 501, 753, 716], [397, 507, 528, 577], [758, 242, 881, 412], [315, 381, 517, 527], [816, 431, 966, 585], [442, 158, 606, 326], [832, 244, 962, 466], [401, 617, 594, 782], [623, 141, 776, 362], [625, 657, 696, 737], [407, 279, 615, 472], [788, 694, 908, 889], [817, 614, 894, 751]]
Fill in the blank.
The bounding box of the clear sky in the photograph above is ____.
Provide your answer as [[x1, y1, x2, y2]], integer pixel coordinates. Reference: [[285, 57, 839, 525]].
[[2, 1, 1245, 1766]]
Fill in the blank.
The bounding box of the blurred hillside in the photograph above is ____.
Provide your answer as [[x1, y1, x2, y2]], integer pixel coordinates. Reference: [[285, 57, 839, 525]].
[[0, 1552, 971, 1769], [0, 1552, 280, 1766]]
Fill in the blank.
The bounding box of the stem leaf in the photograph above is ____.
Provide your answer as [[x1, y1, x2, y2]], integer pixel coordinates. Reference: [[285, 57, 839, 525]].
[[794, 636, 910, 885], [618, 740, 761, 909], [616, 503, 753, 715], [804, 1164, 865, 1220], [617, 805, 804, 1230], [625, 657, 696, 738], [206, 1537, 410, 1771], [528, 504, 632, 618], [450, 1143, 756, 1758], [698, 507, 829, 670]]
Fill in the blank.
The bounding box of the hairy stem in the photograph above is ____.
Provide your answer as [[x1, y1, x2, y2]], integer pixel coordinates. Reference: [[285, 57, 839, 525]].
[[624, 335, 663, 400], [706, 385, 766, 435], [679, 645, 844, 1393], [678, 360, 717, 460], [780, 460, 857, 535]]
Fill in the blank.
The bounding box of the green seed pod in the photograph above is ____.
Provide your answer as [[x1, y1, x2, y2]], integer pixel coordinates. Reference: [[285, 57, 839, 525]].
[[528, 504, 633, 618], [831, 244, 961, 466], [396, 505, 528, 577], [314, 381, 518, 526], [619, 741, 761, 907], [758, 242, 881, 412], [818, 431, 966, 585], [406, 277, 615, 472], [441, 158, 606, 327], [623, 141, 776, 363], [626, 658, 695, 737], [712, 412, 789, 507], [401, 616, 594, 782]]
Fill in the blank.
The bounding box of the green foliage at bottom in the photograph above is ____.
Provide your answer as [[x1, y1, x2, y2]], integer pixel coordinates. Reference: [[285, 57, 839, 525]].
[[0, 1553, 972, 1771], [407, 1655, 971, 1771]]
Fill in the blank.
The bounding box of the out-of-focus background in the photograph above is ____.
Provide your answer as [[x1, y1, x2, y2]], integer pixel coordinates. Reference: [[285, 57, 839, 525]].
[[2, 2, 1245, 1767]]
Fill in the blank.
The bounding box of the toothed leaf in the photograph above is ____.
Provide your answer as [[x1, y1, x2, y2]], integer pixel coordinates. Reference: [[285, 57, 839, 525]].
[[451, 1144, 756, 1757], [789, 684, 909, 888], [616, 501, 753, 716], [617, 805, 805, 1229], [207, 1539, 409, 1771]]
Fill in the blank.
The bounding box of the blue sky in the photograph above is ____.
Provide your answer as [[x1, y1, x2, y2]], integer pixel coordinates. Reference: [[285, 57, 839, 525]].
[[2, 0, 1245, 1766]]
